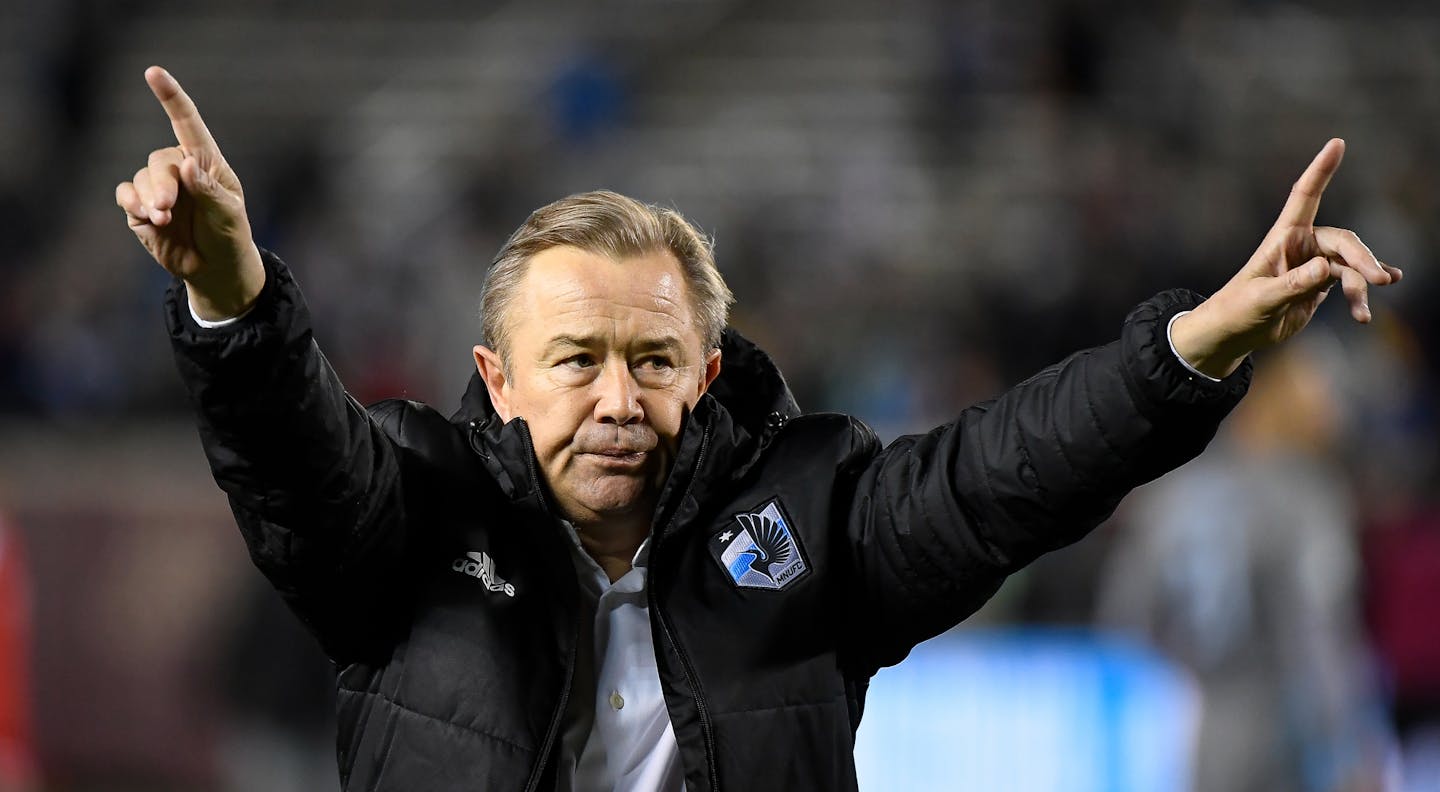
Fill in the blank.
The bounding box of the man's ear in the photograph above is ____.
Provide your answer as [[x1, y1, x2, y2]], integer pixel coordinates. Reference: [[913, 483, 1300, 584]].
[[698, 347, 722, 397], [473, 345, 514, 422]]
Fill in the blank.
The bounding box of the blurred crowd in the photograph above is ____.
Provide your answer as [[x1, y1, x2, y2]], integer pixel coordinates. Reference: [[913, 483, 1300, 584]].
[[2, 0, 1439, 789]]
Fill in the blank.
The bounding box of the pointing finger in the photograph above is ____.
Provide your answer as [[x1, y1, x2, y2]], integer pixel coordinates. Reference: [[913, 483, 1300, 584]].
[[145, 66, 218, 155], [1275, 138, 1345, 229]]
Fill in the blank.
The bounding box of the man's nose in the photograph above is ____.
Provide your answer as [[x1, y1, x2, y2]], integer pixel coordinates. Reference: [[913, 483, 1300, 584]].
[[593, 360, 643, 425]]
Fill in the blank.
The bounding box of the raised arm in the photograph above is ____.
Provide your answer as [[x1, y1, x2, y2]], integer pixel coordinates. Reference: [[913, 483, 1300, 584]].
[[841, 140, 1401, 675], [116, 66, 266, 320], [117, 68, 409, 662]]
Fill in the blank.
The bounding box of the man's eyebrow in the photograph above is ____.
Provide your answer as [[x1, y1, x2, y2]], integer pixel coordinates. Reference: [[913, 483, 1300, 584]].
[[542, 334, 598, 353], [539, 333, 688, 355], [631, 334, 686, 353]]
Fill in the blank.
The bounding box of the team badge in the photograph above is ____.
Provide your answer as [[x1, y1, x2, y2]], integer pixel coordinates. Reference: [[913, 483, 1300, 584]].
[[709, 499, 809, 590]]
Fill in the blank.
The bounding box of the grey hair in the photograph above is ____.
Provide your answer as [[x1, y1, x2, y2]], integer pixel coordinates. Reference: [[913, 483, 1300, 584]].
[[480, 190, 734, 362]]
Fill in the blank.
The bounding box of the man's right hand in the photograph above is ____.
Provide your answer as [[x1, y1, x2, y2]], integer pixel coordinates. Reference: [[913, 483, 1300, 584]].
[[115, 66, 265, 322]]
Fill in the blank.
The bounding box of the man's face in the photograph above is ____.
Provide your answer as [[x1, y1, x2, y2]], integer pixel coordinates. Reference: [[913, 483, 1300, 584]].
[[474, 246, 722, 527]]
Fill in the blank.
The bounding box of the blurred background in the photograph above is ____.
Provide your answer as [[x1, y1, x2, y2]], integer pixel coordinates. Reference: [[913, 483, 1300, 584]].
[[0, 0, 1438, 789]]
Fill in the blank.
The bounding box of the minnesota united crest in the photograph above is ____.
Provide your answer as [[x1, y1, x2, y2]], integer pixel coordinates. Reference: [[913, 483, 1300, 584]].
[[709, 499, 809, 590]]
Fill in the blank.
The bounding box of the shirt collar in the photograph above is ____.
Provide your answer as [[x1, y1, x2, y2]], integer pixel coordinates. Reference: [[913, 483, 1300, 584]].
[[559, 520, 651, 594]]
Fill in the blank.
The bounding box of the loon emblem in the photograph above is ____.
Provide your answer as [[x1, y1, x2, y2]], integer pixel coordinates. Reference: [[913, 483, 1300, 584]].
[[710, 499, 809, 590]]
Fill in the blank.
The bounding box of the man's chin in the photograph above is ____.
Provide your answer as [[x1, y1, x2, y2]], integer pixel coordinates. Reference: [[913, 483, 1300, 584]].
[[557, 476, 658, 523]]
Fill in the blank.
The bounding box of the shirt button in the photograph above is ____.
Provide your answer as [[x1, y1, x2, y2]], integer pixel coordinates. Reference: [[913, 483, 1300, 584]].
[[609, 690, 625, 710]]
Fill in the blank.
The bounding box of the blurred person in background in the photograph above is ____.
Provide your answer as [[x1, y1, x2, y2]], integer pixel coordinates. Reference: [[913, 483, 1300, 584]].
[[1367, 494, 1440, 792], [1356, 320, 1440, 792], [113, 62, 1401, 791], [0, 516, 37, 792], [1098, 338, 1391, 792]]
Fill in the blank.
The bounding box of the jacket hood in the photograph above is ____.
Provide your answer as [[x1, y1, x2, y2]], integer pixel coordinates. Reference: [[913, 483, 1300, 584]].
[[703, 327, 803, 442], [449, 328, 801, 504]]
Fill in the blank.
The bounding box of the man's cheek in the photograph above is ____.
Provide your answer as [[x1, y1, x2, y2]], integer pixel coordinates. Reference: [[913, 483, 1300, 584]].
[[530, 428, 572, 475], [648, 393, 687, 432]]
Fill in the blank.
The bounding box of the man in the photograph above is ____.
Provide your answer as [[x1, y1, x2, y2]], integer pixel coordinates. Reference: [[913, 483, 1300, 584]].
[[116, 66, 1399, 791]]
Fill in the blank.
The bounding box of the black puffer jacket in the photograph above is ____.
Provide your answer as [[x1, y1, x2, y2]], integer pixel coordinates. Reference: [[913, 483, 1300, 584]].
[[167, 252, 1250, 791]]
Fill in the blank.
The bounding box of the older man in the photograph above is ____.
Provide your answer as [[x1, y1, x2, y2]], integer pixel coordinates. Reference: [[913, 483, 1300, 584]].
[[118, 66, 1398, 792]]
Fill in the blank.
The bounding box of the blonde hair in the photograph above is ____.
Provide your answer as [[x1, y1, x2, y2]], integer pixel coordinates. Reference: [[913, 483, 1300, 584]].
[[480, 190, 733, 362]]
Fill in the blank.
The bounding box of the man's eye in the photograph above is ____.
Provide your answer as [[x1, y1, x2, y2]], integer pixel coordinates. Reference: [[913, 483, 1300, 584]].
[[562, 355, 596, 369], [633, 356, 679, 387]]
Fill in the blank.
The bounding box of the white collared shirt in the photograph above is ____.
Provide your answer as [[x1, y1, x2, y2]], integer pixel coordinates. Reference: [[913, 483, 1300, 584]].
[[555, 524, 685, 792]]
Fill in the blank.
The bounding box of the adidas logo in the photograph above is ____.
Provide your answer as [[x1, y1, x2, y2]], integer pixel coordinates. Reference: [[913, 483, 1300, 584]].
[[450, 550, 515, 597]]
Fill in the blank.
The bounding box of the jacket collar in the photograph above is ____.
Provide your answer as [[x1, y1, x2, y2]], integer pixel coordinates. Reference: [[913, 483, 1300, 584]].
[[449, 329, 800, 522]]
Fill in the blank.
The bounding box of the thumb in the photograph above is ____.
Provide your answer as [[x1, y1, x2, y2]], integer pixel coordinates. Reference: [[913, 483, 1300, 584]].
[[1254, 256, 1328, 314], [1273, 256, 1330, 300]]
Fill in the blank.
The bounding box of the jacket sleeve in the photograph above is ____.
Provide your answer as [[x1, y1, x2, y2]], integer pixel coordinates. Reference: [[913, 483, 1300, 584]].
[[841, 289, 1252, 675], [166, 250, 410, 663]]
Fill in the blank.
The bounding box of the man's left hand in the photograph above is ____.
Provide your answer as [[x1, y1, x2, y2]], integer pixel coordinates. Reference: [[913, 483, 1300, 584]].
[[1171, 138, 1403, 379]]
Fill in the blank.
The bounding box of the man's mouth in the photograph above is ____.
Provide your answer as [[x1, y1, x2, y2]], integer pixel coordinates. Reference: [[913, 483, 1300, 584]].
[[582, 449, 649, 468]]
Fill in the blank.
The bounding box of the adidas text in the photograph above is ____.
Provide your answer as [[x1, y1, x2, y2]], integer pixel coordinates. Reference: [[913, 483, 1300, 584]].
[[451, 551, 516, 597]]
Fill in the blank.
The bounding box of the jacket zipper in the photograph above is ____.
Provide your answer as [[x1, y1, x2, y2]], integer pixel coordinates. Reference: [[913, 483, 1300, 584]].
[[517, 423, 581, 792], [649, 427, 721, 791]]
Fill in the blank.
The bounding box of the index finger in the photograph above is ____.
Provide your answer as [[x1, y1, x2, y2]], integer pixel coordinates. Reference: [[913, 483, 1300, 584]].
[[145, 66, 217, 154], [1275, 138, 1345, 229]]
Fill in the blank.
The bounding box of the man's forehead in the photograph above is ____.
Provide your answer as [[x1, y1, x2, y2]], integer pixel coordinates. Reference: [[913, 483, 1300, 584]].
[[521, 245, 683, 294], [508, 246, 701, 346]]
